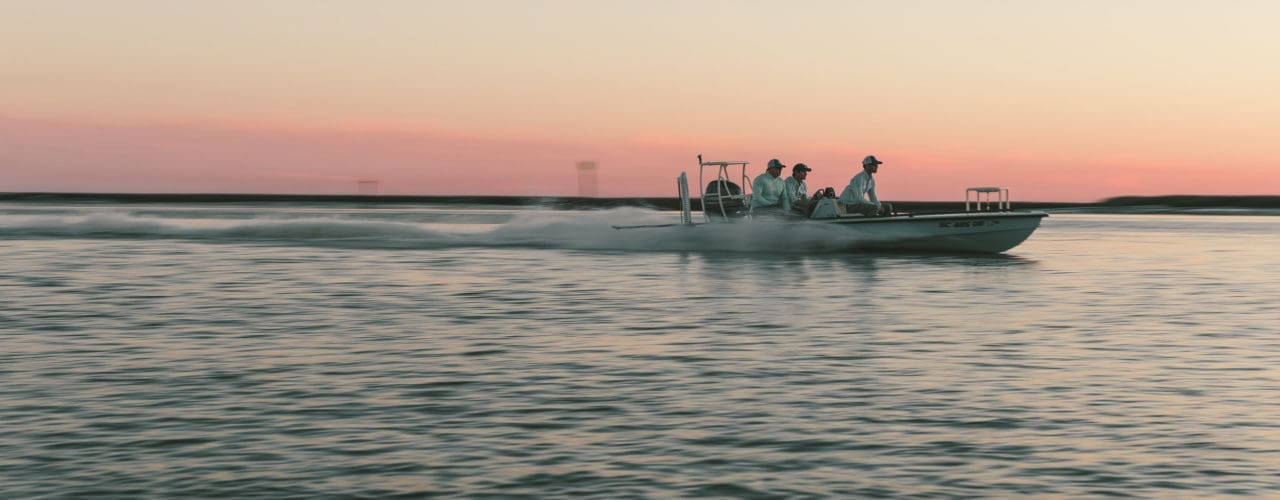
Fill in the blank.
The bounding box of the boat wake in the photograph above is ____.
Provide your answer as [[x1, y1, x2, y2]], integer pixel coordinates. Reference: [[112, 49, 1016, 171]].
[[0, 207, 938, 253]]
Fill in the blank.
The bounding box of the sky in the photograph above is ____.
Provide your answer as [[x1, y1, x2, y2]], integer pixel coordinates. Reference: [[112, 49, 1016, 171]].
[[2, 0, 1278, 201]]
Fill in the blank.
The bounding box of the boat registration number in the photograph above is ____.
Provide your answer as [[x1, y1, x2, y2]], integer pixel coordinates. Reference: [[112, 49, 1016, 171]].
[[939, 219, 1000, 228]]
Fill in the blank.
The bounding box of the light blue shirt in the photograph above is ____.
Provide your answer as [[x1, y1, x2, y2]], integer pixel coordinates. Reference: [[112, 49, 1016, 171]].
[[751, 172, 789, 211], [839, 170, 879, 207], [784, 176, 808, 205]]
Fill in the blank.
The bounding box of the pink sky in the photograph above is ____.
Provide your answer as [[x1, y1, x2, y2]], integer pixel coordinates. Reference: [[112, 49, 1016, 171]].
[[3, 1, 1278, 201]]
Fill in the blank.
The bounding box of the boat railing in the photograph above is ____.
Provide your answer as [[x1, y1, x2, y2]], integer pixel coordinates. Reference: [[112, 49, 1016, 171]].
[[966, 187, 1010, 212], [697, 155, 750, 221]]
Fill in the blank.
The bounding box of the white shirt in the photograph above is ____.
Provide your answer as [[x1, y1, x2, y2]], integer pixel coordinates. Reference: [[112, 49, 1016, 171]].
[[784, 176, 808, 205], [839, 170, 879, 207], [751, 172, 789, 210]]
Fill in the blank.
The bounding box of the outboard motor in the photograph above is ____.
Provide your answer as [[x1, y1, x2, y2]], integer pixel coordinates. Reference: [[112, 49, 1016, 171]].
[[703, 180, 747, 219]]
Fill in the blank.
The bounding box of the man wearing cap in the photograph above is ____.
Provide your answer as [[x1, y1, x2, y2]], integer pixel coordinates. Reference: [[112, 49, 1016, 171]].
[[785, 163, 811, 215], [750, 158, 790, 217], [839, 155, 892, 216]]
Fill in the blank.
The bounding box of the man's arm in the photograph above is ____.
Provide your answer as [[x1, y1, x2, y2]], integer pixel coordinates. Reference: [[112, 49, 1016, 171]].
[[785, 178, 803, 204], [843, 175, 871, 205], [750, 176, 767, 207]]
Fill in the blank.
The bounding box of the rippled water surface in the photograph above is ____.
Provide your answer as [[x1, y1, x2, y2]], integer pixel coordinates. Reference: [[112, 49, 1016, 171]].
[[3, 203, 1279, 497]]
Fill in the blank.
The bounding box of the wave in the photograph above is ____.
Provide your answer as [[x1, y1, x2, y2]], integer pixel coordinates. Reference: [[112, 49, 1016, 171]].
[[0, 211, 459, 248], [0, 208, 936, 253]]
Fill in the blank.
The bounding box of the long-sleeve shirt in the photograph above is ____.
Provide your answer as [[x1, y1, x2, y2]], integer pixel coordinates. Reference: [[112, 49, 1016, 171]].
[[839, 171, 879, 207], [784, 176, 808, 205], [751, 172, 789, 211]]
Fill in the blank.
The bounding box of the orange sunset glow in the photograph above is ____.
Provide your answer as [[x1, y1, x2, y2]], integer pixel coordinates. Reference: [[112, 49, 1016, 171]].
[[3, 1, 1278, 201]]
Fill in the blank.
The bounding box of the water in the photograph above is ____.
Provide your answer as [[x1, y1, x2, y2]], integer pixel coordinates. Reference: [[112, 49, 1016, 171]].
[[3, 202, 1278, 497]]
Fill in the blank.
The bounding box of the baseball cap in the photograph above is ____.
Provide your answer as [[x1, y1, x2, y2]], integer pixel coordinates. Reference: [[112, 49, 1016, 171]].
[[862, 155, 882, 166]]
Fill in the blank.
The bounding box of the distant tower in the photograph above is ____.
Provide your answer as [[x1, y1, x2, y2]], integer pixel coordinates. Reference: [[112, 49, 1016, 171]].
[[576, 161, 598, 197], [357, 178, 380, 195]]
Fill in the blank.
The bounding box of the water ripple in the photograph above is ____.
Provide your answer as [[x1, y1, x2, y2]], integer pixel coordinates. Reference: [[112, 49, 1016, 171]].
[[2, 213, 1279, 496]]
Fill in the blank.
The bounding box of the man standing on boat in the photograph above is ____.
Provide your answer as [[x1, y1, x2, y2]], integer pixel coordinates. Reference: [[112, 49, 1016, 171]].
[[785, 163, 811, 215], [751, 159, 790, 217], [839, 155, 892, 216]]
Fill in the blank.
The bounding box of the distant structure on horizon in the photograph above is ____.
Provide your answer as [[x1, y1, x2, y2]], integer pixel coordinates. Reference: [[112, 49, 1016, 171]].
[[576, 161, 598, 197], [357, 178, 380, 195]]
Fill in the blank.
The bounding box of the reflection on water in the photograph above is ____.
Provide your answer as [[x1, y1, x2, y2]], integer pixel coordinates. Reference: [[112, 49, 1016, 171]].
[[2, 208, 1279, 497]]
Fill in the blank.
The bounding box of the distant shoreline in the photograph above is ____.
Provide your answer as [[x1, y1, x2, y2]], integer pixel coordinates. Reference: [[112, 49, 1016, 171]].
[[2, 193, 1278, 213]]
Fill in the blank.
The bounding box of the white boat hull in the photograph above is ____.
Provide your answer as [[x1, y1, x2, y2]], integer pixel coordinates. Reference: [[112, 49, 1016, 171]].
[[624, 162, 1049, 254], [817, 211, 1047, 253], [613, 211, 1047, 254]]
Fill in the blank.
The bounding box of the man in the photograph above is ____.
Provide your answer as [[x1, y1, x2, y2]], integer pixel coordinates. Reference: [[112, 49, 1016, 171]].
[[839, 155, 893, 216], [750, 158, 790, 216], [785, 163, 811, 215]]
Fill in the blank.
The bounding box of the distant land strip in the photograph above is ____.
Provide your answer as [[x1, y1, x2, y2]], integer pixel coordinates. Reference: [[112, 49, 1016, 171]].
[[1099, 195, 1280, 209], [1, 193, 1278, 213]]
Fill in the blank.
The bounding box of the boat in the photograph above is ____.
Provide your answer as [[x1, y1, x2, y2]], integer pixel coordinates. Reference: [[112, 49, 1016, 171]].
[[614, 156, 1048, 253]]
